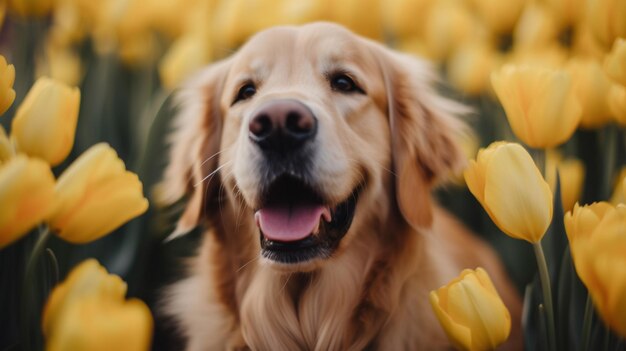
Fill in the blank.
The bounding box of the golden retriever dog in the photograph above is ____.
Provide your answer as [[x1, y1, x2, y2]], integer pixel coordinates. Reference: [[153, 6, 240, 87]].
[[159, 22, 522, 350]]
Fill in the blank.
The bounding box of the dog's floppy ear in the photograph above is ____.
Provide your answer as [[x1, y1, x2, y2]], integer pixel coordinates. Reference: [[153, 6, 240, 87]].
[[374, 46, 468, 229], [156, 59, 231, 240]]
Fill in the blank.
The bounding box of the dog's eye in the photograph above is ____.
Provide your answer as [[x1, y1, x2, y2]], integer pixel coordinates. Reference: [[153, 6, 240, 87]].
[[234, 83, 257, 104], [330, 74, 361, 93]]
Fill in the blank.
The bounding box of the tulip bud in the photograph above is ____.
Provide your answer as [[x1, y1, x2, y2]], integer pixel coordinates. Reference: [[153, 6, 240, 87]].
[[430, 267, 511, 351], [564, 203, 626, 338], [423, 1, 478, 61], [0, 156, 56, 248], [464, 142, 553, 243], [470, 0, 525, 34], [48, 143, 148, 243], [43, 259, 153, 351], [567, 59, 614, 129], [605, 38, 626, 86], [11, 77, 80, 166], [491, 65, 581, 148], [513, 4, 559, 51], [0, 55, 15, 115], [447, 41, 501, 96]]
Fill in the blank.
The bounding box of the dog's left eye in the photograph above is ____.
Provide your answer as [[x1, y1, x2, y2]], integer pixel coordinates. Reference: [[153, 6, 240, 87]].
[[330, 74, 362, 94], [233, 83, 257, 104]]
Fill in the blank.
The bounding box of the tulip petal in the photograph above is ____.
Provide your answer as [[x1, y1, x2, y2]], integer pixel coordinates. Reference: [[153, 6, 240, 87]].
[[484, 143, 552, 242]]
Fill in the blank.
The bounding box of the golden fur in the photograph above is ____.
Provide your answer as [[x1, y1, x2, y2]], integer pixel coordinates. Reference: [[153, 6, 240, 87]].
[[159, 23, 522, 350]]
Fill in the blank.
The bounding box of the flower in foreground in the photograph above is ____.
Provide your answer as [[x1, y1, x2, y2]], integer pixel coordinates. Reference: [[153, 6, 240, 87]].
[[430, 267, 511, 351], [0, 156, 56, 248], [0, 55, 15, 115], [564, 203, 626, 338], [48, 143, 148, 243], [491, 65, 581, 148], [11, 77, 80, 166], [43, 259, 153, 351], [464, 142, 553, 243]]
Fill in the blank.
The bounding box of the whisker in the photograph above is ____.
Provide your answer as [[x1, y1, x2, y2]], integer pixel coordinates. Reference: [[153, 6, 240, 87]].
[[194, 161, 232, 187], [280, 273, 293, 294], [236, 255, 260, 273]]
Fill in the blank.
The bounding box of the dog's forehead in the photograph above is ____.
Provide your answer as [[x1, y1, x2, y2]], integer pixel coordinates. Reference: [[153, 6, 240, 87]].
[[231, 24, 371, 76]]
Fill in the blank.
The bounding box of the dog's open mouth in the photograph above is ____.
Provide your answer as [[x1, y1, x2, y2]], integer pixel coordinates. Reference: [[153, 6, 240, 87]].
[[255, 175, 359, 264]]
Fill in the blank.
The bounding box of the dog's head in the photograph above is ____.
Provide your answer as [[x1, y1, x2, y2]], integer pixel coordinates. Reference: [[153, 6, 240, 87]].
[[160, 22, 467, 270]]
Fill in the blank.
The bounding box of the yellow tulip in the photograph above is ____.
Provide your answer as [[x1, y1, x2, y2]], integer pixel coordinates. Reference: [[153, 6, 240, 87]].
[[448, 41, 501, 96], [567, 59, 614, 129], [564, 203, 626, 338], [605, 38, 626, 86], [464, 142, 553, 243], [0, 126, 11, 164], [0, 156, 56, 248], [48, 143, 148, 244], [382, 0, 433, 38], [430, 267, 511, 351], [508, 44, 568, 69], [327, 0, 383, 40], [118, 31, 159, 68], [610, 167, 626, 205], [159, 33, 212, 90], [545, 152, 585, 213], [0, 55, 15, 115], [423, 1, 478, 61], [491, 65, 581, 149], [513, 4, 559, 51], [8, 0, 53, 17], [543, 0, 585, 26], [587, 0, 626, 48], [571, 22, 607, 61], [37, 43, 83, 87], [609, 84, 626, 125], [469, 0, 525, 34], [11, 77, 80, 166], [43, 259, 153, 351]]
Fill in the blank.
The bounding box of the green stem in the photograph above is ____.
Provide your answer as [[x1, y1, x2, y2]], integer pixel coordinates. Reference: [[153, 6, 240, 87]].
[[581, 294, 593, 351], [20, 226, 52, 351], [533, 242, 557, 351]]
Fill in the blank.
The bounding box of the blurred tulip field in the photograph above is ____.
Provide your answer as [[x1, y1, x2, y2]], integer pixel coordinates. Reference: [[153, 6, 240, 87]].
[[0, 0, 625, 350]]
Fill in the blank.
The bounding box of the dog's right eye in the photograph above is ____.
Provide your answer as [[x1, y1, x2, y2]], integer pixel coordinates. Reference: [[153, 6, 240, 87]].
[[234, 83, 257, 104]]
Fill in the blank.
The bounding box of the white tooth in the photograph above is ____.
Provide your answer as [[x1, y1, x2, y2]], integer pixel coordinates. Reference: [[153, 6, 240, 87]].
[[322, 207, 332, 222], [254, 211, 261, 228]]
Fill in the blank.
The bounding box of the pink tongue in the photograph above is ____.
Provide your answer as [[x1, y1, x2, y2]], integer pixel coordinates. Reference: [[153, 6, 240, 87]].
[[256, 205, 326, 242]]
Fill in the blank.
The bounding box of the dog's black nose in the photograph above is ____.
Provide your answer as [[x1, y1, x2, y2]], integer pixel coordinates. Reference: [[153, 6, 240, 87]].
[[249, 99, 317, 151]]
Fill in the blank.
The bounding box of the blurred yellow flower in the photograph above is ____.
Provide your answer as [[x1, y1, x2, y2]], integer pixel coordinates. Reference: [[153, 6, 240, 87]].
[[8, 0, 53, 17], [43, 259, 153, 351], [118, 31, 159, 68], [508, 44, 568, 69], [567, 59, 614, 129], [11, 77, 80, 166], [448, 41, 501, 96], [513, 4, 559, 51], [430, 267, 511, 351], [48, 143, 148, 244], [544, 0, 585, 26], [423, 1, 478, 61], [610, 168, 626, 205], [609, 84, 626, 125], [0, 156, 56, 248], [159, 34, 212, 90], [465, 142, 553, 243], [327, 0, 383, 40], [571, 22, 607, 61], [470, 0, 525, 34], [0, 55, 15, 115], [564, 203, 626, 338], [382, 0, 433, 38], [0, 126, 11, 164], [37, 43, 83, 87], [545, 152, 585, 213], [491, 65, 581, 148], [587, 0, 626, 48], [605, 38, 626, 86]]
